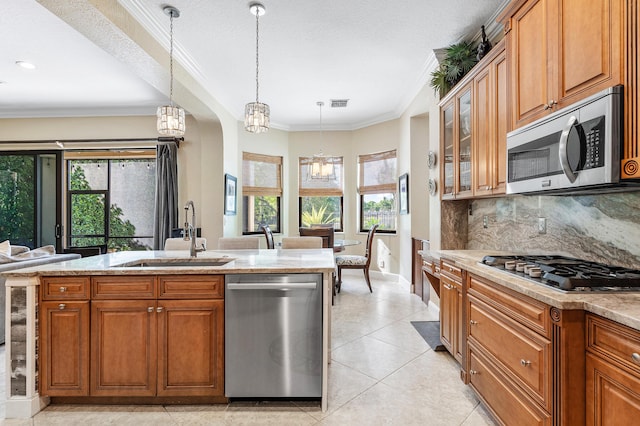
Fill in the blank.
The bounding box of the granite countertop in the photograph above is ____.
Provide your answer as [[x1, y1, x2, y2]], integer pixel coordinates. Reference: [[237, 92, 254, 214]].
[[420, 250, 640, 331], [2, 249, 337, 277]]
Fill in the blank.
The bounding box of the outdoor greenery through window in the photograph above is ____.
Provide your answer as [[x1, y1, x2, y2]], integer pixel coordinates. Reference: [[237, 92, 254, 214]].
[[298, 156, 343, 231], [242, 152, 282, 234], [358, 149, 397, 233], [67, 153, 156, 251]]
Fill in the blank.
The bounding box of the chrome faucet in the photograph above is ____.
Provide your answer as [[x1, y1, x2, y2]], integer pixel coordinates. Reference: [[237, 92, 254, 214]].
[[183, 200, 206, 257]]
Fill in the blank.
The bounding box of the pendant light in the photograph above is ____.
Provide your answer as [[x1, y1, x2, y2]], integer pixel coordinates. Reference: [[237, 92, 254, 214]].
[[244, 2, 270, 133], [309, 101, 336, 181], [157, 5, 186, 137]]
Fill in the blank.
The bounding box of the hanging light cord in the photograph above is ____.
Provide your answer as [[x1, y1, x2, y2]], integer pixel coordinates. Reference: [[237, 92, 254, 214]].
[[255, 7, 260, 103], [169, 10, 175, 106]]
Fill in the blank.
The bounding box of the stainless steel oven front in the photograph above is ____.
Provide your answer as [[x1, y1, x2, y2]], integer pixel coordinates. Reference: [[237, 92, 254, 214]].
[[506, 85, 623, 194]]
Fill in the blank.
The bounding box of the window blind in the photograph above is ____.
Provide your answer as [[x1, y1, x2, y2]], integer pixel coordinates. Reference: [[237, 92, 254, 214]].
[[358, 149, 397, 194], [242, 152, 282, 196], [298, 156, 344, 196]]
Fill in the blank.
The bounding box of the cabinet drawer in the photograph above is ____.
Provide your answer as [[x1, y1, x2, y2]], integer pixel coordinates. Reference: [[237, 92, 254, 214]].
[[469, 295, 551, 409], [469, 345, 551, 426], [440, 259, 462, 280], [468, 274, 550, 337], [586, 314, 640, 375], [92, 276, 156, 299], [41, 277, 90, 300], [158, 275, 224, 299]]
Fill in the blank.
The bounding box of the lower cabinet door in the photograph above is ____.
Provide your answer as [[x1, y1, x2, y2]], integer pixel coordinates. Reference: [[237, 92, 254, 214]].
[[586, 353, 640, 425], [469, 345, 551, 426], [40, 301, 90, 396], [439, 276, 455, 355], [157, 299, 224, 396], [91, 300, 157, 396]]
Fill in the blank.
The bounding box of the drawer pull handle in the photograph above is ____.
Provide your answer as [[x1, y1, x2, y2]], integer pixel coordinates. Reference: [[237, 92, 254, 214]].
[[632, 353, 640, 364], [59, 287, 67, 292], [58, 303, 66, 310], [156, 307, 164, 313], [470, 320, 478, 325], [520, 359, 531, 367], [443, 283, 453, 290], [147, 307, 154, 313], [469, 370, 478, 375]]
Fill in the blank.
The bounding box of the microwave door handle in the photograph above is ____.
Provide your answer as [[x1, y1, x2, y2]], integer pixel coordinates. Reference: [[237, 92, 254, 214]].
[[559, 115, 578, 183]]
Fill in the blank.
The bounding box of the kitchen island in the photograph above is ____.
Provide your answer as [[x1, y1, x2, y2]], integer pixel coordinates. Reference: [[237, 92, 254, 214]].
[[2, 249, 336, 418]]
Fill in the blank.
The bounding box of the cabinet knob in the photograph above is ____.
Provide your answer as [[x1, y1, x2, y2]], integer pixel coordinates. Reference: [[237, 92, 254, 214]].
[[147, 307, 154, 313], [58, 303, 66, 310], [520, 359, 531, 367], [156, 307, 164, 313], [470, 320, 478, 325], [544, 100, 558, 110], [59, 287, 67, 292], [469, 370, 478, 375], [443, 283, 453, 290], [632, 353, 640, 365]]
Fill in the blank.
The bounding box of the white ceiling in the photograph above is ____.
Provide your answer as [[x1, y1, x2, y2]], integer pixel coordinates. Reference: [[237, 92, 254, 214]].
[[1, 0, 506, 131]]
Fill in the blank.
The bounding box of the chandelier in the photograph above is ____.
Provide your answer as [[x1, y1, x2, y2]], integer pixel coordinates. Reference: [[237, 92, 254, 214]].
[[244, 2, 270, 133], [309, 101, 336, 181], [157, 6, 186, 137]]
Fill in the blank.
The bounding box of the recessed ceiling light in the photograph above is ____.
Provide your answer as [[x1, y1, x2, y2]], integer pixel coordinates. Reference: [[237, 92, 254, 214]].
[[15, 61, 36, 70]]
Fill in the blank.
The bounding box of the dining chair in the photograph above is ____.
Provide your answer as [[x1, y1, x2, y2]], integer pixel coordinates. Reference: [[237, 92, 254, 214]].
[[217, 237, 261, 249], [281, 237, 323, 249], [335, 224, 379, 293], [299, 227, 334, 251], [259, 223, 275, 249], [164, 237, 207, 250]]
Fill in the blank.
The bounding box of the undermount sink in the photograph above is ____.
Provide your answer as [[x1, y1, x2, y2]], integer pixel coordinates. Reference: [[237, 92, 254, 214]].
[[115, 257, 234, 268]]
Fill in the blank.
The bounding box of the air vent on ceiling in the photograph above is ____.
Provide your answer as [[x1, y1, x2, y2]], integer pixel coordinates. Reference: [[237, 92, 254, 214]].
[[331, 99, 349, 108]]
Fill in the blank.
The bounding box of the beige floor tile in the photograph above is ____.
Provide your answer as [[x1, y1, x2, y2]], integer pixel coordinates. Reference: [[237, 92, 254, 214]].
[[367, 319, 431, 355], [461, 403, 497, 426], [331, 335, 419, 380]]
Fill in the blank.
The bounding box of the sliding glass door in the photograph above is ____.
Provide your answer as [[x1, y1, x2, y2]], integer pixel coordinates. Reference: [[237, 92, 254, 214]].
[[0, 152, 62, 251]]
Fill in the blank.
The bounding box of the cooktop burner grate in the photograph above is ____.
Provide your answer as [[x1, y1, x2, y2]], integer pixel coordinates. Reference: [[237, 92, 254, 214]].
[[480, 255, 640, 292]]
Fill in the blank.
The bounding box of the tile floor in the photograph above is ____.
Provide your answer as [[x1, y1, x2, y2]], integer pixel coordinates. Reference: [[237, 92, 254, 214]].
[[0, 271, 495, 425]]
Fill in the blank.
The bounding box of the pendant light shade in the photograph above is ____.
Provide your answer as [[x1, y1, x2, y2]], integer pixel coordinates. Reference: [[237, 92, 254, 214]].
[[157, 5, 186, 137], [244, 2, 270, 133], [309, 102, 336, 181]]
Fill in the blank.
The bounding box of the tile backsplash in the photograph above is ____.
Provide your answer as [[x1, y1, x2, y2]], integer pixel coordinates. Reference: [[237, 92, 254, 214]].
[[466, 192, 640, 269]]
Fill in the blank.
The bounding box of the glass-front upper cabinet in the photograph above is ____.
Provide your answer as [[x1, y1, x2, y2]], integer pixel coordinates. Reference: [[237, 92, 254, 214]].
[[439, 83, 473, 199], [441, 100, 455, 198]]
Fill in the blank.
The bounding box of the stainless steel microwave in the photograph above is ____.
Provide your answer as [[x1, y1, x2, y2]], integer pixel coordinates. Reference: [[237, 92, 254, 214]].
[[506, 85, 624, 195]]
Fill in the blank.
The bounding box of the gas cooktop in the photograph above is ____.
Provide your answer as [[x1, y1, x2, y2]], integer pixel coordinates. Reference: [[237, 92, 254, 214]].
[[480, 255, 640, 292]]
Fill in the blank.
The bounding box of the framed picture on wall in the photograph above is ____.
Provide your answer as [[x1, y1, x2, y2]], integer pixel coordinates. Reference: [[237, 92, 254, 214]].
[[224, 173, 237, 215], [399, 173, 409, 215]]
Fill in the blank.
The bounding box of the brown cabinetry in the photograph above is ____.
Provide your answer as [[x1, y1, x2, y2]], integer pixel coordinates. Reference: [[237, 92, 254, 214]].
[[441, 84, 473, 199], [40, 277, 90, 396], [40, 274, 224, 399], [586, 313, 640, 425], [500, 0, 625, 129], [439, 39, 508, 199], [439, 259, 463, 363], [472, 41, 508, 196]]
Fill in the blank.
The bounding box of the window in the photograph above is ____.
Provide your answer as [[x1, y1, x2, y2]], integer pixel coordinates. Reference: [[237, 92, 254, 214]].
[[358, 149, 397, 233], [242, 152, 282, 234], [298, 156, 344, 231], [0, 152, 62, 249], [66, 152, 156, 251]]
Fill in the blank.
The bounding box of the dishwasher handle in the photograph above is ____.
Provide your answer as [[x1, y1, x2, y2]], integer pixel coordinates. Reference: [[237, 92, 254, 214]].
[[227, 282, 317, 291]]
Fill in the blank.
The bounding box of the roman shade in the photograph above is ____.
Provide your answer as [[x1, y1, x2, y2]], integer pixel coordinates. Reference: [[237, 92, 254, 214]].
[[298, 156, 344, 196], [358, 149, 397, 194], [242, 152, 282, 197]]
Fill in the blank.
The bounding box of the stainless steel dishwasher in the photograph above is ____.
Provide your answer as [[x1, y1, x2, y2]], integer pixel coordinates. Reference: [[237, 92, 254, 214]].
[[225, 273, 322, 398]]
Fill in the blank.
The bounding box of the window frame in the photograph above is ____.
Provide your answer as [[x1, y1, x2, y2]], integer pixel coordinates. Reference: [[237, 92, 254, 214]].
[[298, 156, 344, 232], [358, 149, 397, 234], [242, 152, 283, 235], [65, 151, 156, 250]]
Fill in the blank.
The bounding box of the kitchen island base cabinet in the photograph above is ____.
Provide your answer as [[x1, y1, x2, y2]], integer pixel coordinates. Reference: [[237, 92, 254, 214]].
[[41, 275, 225, 400]]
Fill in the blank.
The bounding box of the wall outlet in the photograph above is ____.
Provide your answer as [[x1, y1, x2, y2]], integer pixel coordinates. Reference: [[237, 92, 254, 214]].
[[379, 260, 385, 268], [483, 215, 488, 229], [538, 217, 547, 234]]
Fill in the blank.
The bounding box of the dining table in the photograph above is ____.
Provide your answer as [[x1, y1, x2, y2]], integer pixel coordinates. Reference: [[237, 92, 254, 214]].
[[333, 238, 361, 253]]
